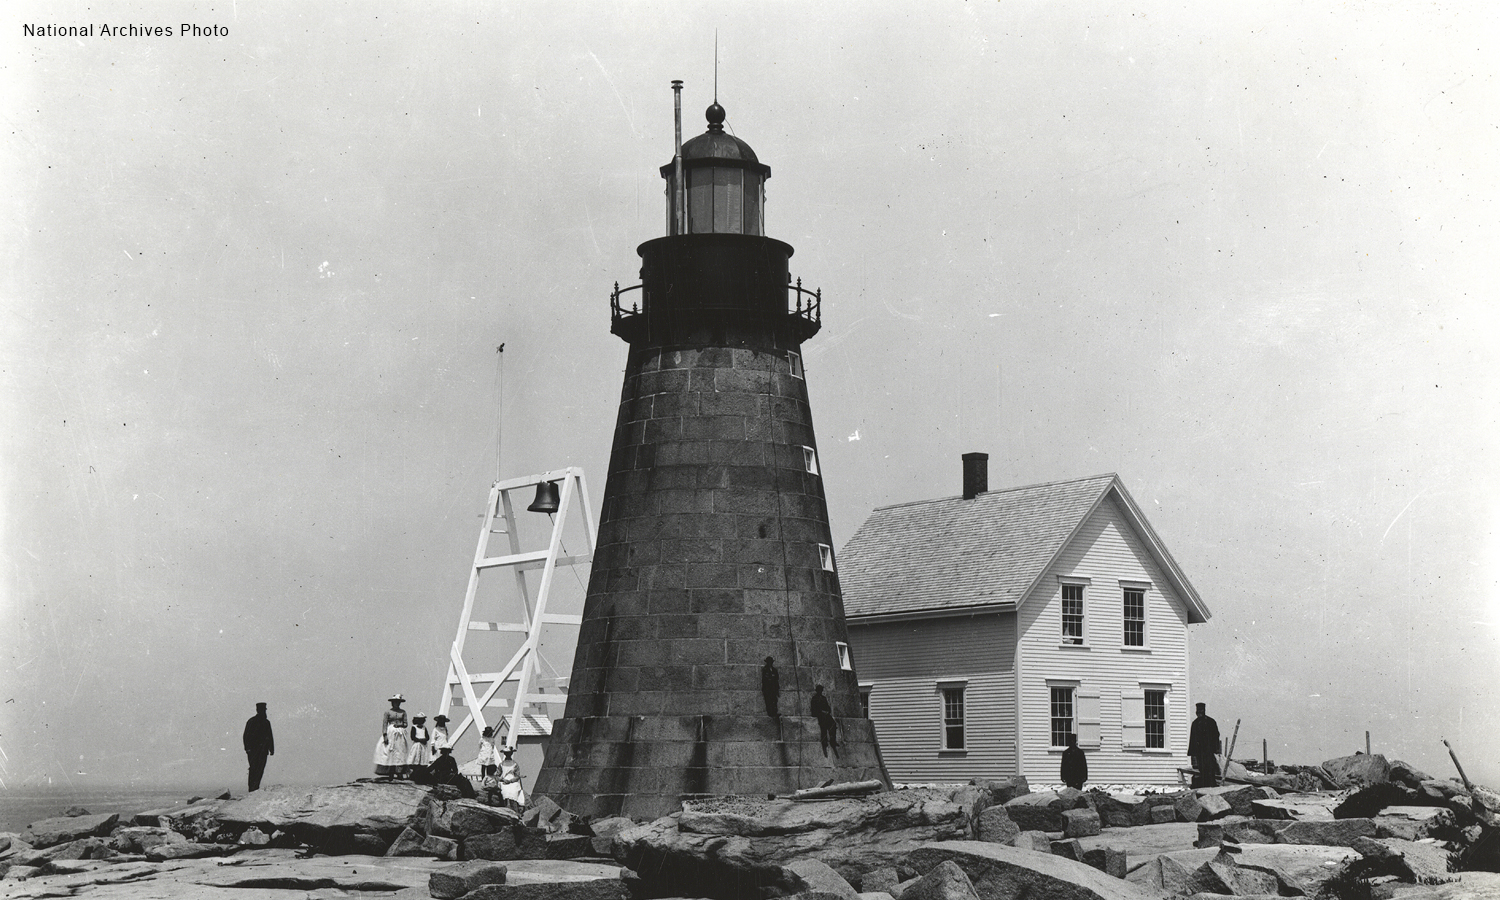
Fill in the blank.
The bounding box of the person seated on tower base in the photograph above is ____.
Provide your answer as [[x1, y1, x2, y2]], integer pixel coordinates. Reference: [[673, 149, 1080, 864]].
[[426, 746, 476, 798], [811, 685, 839, 757], [498, 746, 527, 811], [761, 656, 780, 720]]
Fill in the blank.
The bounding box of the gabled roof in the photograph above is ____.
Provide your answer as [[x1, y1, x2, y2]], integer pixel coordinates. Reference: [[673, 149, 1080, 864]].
[[496, 712, 552, 738], [839, 473, 1210, 624]]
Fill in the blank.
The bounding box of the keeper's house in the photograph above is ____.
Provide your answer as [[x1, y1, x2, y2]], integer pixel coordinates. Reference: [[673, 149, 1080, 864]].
[[840, 454, 1210, 786]]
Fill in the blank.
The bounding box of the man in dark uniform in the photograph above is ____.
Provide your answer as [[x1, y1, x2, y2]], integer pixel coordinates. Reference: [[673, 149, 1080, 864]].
[[243, 702, 275, 792], [811, 685, 838, 757], [761, 657, 780, 719], [1060, 733, 1088, 790], [1187, 702, 1221, 788]]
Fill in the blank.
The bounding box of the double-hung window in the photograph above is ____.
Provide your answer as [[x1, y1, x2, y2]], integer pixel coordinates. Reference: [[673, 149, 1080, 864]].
[[938, 682, 966, 750], [1061, 584, 1085, 645], [1144, 688, 1167, 749], [1049, 685, 1075, 747], [1123, 587, 1146, 647], [1124, 684, 1170, 750]]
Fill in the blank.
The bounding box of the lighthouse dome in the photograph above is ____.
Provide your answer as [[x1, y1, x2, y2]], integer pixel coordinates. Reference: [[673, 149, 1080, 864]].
[[681, 103, 762, 165], [660, 102, 770, 236]]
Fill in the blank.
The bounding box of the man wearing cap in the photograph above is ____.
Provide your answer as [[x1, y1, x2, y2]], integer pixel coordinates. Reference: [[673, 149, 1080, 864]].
[[243, 702, 274, 792]]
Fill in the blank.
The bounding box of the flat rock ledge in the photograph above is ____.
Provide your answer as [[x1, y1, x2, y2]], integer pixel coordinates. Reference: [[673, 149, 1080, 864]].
[[611, 789, 969, 898], [0, 850, 619, 900], [7, 762, 1500, 900]]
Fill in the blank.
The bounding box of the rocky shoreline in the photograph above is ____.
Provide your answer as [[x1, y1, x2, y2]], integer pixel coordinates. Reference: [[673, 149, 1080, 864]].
[[3, 754, 1497, 899]]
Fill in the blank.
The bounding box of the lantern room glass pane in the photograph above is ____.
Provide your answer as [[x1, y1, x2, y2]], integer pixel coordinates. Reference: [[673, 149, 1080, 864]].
[[724, 168, 744, 233], [744, 175, 763, 235], [686, 168, 711, 233], [712, 168, 731, 233]]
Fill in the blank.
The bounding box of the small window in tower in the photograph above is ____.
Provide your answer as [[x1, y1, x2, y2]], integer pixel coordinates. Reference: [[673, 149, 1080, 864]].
[[788, 351, 804, 379], [818, 544, 835, 572], [802, 446, 819, 475], [836, 641, 852, 671]]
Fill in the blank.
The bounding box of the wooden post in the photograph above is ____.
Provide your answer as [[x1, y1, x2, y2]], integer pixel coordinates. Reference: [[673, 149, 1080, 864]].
[[1366, 731, 1371, 756], [1444, 739, 1474, 791], [1225, 718, 1241, 765], [1263, 738, 1268, 773]]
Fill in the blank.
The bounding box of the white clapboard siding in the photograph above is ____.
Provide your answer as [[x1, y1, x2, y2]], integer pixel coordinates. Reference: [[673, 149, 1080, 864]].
[[847, 613, 1016, 782], [1017, 493, 1192, 786]]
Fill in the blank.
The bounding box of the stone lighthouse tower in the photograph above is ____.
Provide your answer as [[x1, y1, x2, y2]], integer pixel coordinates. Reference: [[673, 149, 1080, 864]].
[[533, 86, 888, 819]]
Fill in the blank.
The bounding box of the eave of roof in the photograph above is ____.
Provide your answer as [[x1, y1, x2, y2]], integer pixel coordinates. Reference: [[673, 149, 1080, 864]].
[[845, 599, 1018, 625]]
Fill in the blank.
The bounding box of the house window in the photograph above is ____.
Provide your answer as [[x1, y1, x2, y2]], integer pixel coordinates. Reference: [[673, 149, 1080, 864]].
[[836, 641, 852, 671], [788, 351, 804, 379], [858, 684, 873, 719], [1123, 588, 1146, 647], [818, 544, 834, 571], [1050, 685, 1075, 747], [1145, 689, 1166, 749], [801, 446, 819, 475], [1061, 584, 1085, 645], [941, 687, 965, 750]]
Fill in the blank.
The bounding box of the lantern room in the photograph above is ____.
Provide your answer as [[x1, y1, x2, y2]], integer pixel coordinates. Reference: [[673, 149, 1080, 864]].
[[660, 102, 770, 236]]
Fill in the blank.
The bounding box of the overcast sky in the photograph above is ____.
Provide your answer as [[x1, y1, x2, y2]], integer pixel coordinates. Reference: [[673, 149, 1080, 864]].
[[3, 1, 1496, 794]]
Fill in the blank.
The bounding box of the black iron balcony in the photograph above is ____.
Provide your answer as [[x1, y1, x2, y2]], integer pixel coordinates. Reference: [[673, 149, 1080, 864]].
[[610, 274, 821, 345]]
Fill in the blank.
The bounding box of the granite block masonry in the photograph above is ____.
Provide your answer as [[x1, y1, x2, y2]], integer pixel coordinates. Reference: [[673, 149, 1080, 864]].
[[532, 91, 889, 819]]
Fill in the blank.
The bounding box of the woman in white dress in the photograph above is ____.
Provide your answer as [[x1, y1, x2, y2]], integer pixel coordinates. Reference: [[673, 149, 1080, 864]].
[[499, 746, 526, 810], [374, 694, 410, 777], [430, 714, 451, 754], [406, 713, 434, 770]]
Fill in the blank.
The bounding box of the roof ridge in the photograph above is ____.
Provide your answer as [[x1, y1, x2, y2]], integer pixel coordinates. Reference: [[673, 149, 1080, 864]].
[[870, 472, 1118, 512]]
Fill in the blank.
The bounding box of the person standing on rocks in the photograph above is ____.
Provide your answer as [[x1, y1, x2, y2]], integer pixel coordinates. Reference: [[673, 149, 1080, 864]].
[[242, 702, 274, 792], [1060, 733, 1087, 790], [431, 714, 451, 753], [375, 694, 410, 778], [406, 712, 434, 775], [811, 685, 839, 757], [1188, 701, 1222, 788], [761, 656, 780, 720], [476, 725, 500, 780]]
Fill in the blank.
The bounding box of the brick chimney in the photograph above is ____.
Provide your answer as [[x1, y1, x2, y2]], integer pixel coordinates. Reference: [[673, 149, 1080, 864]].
[[962, 452, 989, 500]]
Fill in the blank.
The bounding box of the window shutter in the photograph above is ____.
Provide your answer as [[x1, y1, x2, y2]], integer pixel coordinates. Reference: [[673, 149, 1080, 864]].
[[1121, 691, 1146, 748], [1076, 690, 1101, 749]]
